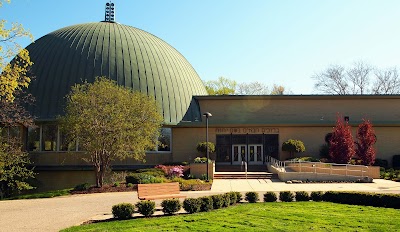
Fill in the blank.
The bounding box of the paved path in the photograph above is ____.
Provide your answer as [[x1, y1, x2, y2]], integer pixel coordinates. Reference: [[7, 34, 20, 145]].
[[1, 179, 399, 232]]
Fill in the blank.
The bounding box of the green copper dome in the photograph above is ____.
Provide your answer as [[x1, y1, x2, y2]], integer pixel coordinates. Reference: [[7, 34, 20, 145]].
[[25, 22, 207, 125]]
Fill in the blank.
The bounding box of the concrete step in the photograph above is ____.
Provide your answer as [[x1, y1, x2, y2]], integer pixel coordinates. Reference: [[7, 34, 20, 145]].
[[213, 172, 277, 179]]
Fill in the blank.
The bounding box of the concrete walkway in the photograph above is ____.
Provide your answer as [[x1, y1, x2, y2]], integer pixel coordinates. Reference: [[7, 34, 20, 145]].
[[0, 179, 399, 232]]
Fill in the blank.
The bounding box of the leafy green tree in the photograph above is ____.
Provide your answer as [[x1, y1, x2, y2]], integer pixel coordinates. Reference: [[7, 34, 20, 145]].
[[60, 77, 163, 187], [0, 134, 35, 198], [0, 0, 33, 103], [196, 142, 215, 160], [281, 139, 305, 159], [203, 76, 237, 95]]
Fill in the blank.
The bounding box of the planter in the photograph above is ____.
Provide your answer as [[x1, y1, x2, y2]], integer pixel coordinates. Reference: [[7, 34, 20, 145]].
[[190, 162, 215, 179]]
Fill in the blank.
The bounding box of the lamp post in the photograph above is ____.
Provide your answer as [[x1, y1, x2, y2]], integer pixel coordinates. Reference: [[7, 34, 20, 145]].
[[203, 112, 212, 181]]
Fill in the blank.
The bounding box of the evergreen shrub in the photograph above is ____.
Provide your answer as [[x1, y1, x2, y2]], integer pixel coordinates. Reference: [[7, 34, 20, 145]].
[[211, 195, 224, 209], [279, 191, 294, 202], [263, 192, 277, 202], [112, 203, 134, 219], [161, 198, 181, 215], [295, 191, 310, 201], [199, 196, 213, 212], [227, 192, 237, 205], [183, 198, 201, 213], [310, 191, 324, 201], [245, 192, 259, 203], [135, 200, 155, 217]]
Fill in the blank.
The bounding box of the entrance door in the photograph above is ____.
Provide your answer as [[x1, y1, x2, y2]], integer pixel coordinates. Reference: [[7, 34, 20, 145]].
[[232, 145, 246, 165], [248, 144, 263, 165]]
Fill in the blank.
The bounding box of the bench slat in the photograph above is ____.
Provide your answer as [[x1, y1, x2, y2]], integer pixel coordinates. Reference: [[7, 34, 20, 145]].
[[137, 182, 186, 200]]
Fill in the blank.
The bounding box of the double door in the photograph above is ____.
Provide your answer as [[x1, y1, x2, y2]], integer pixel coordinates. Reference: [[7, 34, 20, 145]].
[[232, 144, 263, 165]]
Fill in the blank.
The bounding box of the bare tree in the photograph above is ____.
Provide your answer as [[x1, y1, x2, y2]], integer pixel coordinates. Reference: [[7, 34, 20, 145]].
[[312, 65, 349, 95], [346, 61, 372, 94], [372, 67, 400, 94], [236, 81, 269, 95]]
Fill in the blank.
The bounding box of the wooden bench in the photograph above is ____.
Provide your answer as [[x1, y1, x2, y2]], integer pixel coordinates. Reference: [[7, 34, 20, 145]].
[[137, 182, 186, 200]]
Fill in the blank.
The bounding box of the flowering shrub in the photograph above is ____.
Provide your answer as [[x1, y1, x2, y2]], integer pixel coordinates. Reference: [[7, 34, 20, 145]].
[[155, 165, 184, 178]]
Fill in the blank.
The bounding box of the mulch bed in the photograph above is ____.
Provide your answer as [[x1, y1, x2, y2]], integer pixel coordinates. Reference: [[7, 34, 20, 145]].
[[70, 183, 212, 194], [70, 185, 137, 194]]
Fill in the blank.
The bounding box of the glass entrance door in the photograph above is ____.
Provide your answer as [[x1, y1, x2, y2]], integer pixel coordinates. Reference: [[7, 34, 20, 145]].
[[248, 144, 263, 164], [232, 144, 246, 165]]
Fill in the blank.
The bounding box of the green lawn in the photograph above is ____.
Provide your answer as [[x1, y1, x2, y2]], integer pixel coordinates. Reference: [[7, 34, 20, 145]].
[[3, 188, 72, 200], [62, 202, 400, 232]]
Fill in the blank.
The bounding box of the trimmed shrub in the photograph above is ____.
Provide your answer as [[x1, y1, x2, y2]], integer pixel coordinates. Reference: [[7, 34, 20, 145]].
[[310, 191, 324, 202], [73, 183, 90, 191], [199, 196, 213, 212], [222, 193, 231, 207], [245, 192, 259, 203], [279, 191, 294, 202], [112, 203, 134, 220], [233, 192, 242, 203], [161, 199, 181, 215], [183, 198, 201, 213], [211, 194, 224, 209], [135, 168, 166, 177], [227, 192, 237, 205], [135, 200, 155, 217], [125, 173, 164, 184], [295, 191, 310, 201], [263, 192, 277, 202], [322, 191, 400, 209]]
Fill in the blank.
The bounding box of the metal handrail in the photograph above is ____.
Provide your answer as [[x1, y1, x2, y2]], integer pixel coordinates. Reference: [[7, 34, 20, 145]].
[[266, 156, 369, 178], [242, 161, 248, 179]]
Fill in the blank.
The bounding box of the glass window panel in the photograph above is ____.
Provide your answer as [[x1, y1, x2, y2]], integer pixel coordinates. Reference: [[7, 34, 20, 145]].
[[28, 127, 40, 151], [42, 125, 57, 151], [59, 131, 77, 151], [157, 128, 171, 151], [257, 146, 262, 161]]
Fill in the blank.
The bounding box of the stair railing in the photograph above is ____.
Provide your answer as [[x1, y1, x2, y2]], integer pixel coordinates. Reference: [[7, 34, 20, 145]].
[[241, 161, 248, 179]]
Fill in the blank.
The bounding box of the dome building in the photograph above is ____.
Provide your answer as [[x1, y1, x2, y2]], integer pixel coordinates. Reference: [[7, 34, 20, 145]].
[[16, 3, 399, 191]]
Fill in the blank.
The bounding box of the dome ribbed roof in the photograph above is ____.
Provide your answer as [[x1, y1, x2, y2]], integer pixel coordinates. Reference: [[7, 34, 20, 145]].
[[26, 22, 207, 125]]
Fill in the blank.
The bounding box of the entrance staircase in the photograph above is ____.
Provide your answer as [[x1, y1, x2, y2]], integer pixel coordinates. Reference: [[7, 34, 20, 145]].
[[214, 172, 277, 179], [214, 164, 277, 179]]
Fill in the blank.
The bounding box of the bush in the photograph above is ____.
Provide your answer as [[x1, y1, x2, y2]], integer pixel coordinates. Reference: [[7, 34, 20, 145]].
[[245, 192, 259, 203], [322, 191, 400, 209], [263, 192, 277, 202], [211, 195, 224, 209], [161, 199, 181, 215], [295, 191, 310, 201], [199, 196, 213, 212], [73, 183, 90, 191], [196, 142, 216, 155], [135, 200, 155, 217], [183, 198, 201, 213], [227, 192, 237, 205], [279, 191, 294, 202], [112, 203, 134, 219], [126, 183, 134, 188], [125, 173, 164, 184], [170, 177, 210, 191], [232, 192, 242, 203], [222, 193, 231, 207], [282, 139, 306, 158], [310, 191, 324, 202], [135, 168, 166, 177]]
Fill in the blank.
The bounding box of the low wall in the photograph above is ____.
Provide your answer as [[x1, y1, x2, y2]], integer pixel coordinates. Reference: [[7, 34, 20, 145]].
[[277, 172, 372, 182], [190, 163, 215, 179], [286, 163, 380, 179]]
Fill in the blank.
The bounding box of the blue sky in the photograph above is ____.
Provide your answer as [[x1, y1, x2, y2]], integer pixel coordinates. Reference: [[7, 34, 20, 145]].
[[2, 0, 400, 94]]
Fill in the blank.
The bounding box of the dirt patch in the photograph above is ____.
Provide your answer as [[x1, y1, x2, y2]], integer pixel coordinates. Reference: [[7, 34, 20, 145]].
[[70, 184, 137, 194]]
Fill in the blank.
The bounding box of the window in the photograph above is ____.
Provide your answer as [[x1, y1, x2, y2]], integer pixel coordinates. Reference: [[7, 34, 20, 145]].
[[27, 127, 40, 151], [157, 128, 171, 152], [59, 131, 77, 151], [42, 125, 57, 151]]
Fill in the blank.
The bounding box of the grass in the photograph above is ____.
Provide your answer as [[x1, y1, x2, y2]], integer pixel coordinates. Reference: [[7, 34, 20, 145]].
[[3, 188, 72, 200], [62, 202, 400, 232]]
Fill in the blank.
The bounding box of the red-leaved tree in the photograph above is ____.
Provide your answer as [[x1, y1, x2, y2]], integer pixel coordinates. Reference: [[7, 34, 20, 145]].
[[329, 115, 355, 164], [355, 119, 377, 165]]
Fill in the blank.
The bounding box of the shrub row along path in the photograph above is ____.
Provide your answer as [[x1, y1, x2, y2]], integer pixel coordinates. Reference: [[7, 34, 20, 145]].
[[1, 179, 400, 232]]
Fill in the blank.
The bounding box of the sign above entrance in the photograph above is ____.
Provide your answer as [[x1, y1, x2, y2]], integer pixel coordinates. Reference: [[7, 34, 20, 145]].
[[215, 127, 279, 134]]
